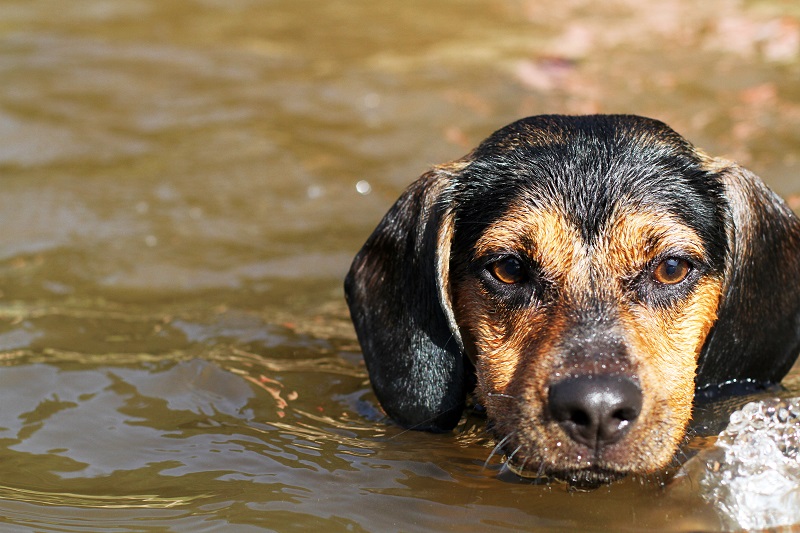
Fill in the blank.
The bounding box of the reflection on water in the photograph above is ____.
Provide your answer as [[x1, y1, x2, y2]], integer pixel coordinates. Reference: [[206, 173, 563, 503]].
[[1, 0, 799, 530]]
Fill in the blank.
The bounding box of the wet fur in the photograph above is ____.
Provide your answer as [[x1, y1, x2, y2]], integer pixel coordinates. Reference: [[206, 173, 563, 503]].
[[345, 115, 800, 482]]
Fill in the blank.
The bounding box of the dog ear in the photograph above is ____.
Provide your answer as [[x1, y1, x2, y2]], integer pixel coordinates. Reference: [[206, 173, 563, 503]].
[[696, 160, 800, 391], [345, 165, 467, 431]]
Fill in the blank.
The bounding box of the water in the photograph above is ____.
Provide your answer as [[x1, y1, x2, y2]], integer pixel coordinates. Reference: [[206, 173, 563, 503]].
[[1, 0, 800, 530], [675, 398, 800, 530]]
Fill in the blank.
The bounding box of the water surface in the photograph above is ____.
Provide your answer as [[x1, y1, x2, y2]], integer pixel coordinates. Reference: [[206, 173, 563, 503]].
[[1, 0, 800, 530]]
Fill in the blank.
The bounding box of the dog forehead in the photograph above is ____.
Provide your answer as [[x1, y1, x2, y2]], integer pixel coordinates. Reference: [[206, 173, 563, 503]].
[[472, 200, 705, 270], [450, 116, 727, 261]]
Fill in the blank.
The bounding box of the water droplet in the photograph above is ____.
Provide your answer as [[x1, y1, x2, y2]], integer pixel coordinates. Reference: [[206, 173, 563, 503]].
[[356, 180, 372, 195]]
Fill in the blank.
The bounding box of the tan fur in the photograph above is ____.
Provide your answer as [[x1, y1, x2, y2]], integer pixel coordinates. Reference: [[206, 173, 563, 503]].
[[452, 200, 724, 475]]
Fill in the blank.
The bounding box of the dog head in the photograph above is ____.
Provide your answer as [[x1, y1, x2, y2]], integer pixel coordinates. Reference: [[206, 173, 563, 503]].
[[345, 115, 800, 484]]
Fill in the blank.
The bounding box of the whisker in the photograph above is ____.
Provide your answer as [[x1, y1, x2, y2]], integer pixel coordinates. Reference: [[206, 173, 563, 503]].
[[486, 392, 520, 400], [535, 460, 548, 483], [516, 452, 533, 477], [507, 444, 523, 461], [505, 444, 524, 471], [483, 432, 514, 470]]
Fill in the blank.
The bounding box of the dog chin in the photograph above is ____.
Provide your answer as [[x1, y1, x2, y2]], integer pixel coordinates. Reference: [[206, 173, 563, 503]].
[[506, 459, 629, 489]]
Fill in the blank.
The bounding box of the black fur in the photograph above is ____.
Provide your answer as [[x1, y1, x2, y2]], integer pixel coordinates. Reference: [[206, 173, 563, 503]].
[[696, 166, 800, 389], [345, 172, 467, 430]]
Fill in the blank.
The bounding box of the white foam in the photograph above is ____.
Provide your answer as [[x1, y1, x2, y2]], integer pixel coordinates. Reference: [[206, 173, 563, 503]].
[[675, 398, 800, 529]]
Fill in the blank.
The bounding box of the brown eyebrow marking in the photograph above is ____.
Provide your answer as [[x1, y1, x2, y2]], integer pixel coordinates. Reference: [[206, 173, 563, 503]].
[[472, 200, 708, 287], [473, 204, 583, 283], [602, 206, 708, 269]]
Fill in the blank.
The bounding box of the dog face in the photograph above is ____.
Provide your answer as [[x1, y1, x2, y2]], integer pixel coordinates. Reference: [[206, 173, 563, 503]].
[[346, 115, 800, 484], [447, 121, 729, 481]]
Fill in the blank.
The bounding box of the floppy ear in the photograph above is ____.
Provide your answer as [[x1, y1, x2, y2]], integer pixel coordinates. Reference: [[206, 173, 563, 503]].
[[696, 160, 800, 390], [345, 166, 468, 431]]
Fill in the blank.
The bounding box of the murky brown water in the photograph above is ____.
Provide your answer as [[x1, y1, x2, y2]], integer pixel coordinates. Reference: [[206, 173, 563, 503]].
[[1, 0, 800, 530]]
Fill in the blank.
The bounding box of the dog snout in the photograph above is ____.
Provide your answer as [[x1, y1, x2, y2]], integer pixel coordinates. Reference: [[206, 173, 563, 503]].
[[548, 375, 642, 449]]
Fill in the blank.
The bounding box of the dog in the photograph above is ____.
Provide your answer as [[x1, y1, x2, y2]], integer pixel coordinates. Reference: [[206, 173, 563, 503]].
[[345, 114, 800, 486]]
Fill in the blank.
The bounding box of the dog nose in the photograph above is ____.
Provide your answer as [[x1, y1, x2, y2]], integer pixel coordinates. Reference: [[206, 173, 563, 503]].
[[548, 375, 642, 449]]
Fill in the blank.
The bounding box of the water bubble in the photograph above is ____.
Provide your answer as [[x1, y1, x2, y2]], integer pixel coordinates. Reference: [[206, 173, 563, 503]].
[[728, 410, 745, 432], [675, 398, 800, 530], [355, 180, 372, 195]]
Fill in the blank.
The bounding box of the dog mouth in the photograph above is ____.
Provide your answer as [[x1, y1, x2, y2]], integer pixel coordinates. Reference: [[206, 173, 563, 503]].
[[489, 373, 647, 487], [504, 455, 628, 489], [494, 422, 639, 488]]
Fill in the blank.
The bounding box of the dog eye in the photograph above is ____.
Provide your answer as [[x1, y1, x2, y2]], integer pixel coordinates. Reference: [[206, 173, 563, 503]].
[[489, 257, 527, 284], [652, 257, 691, 285]]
